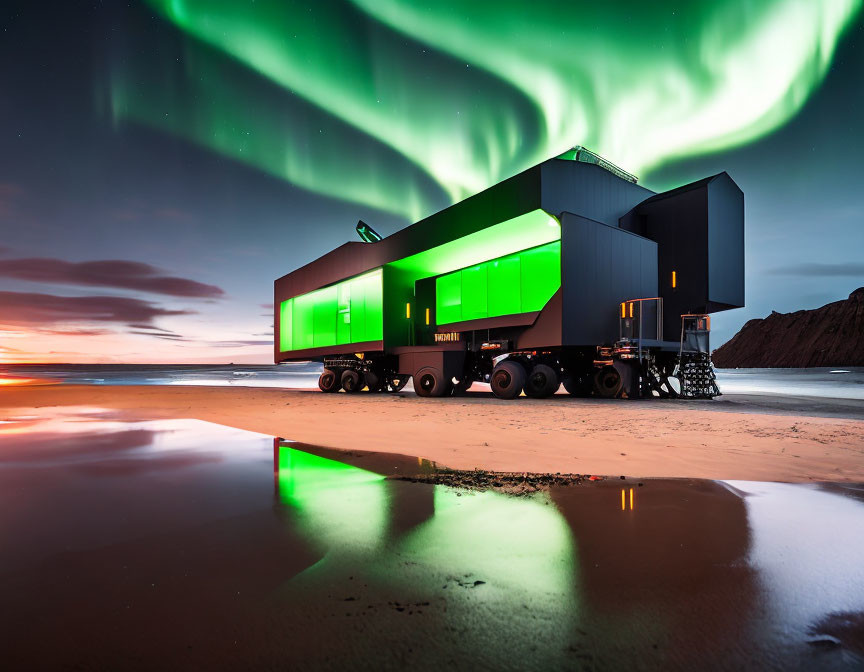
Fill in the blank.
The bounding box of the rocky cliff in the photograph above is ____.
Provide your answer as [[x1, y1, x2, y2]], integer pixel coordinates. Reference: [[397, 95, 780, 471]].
[[712, 288, 864, 368]]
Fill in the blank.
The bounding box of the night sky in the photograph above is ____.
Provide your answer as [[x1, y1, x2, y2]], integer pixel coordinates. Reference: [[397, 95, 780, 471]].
[[1, 1, 862, 364]]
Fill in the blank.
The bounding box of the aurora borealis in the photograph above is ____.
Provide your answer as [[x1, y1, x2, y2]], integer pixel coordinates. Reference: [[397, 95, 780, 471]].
[[1, 1, 863, 362], [117, 0, 860, 219]]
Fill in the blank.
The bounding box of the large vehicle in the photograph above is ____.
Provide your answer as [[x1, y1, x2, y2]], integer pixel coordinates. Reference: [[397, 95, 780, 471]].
[[274, 147, 744, 400]]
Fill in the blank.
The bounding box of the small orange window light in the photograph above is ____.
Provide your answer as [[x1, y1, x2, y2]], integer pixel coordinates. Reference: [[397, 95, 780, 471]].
[[620, 302, 626, 318], [406, 302, 411, 319], [425, 308, 430, 325], [629, 487, 634, 510], [621, 489, 626, 511], [629, 302, 634, 318], [672, 271, 677, 288]]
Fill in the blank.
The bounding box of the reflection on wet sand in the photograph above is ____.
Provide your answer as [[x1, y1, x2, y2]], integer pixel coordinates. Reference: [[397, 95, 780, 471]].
[[553, 479, 758, 667], [0, 409, 862, 669], [273, 442, 580, 668]]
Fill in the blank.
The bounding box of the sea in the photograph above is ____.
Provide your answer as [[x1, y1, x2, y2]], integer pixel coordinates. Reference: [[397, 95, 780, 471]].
[[2, 363, 863, 400]]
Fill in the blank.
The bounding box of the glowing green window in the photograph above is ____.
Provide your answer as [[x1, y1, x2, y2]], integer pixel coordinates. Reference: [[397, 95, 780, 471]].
[[460, 264, 488, 321], [520, 243, 561, 311], [279, 269, 383, 352], [434, 241, 560, 325], [487, 256, 521, 317], [436, 272, 462, 325]]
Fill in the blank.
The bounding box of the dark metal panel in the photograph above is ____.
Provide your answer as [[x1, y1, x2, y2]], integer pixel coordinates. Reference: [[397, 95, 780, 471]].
[[707, 174, 745, 310], [516, 289, 563, 349], [560, 214, 658, 346], [540, 160, 654, 227], [642, 186, 709, 339], [397, 348, 466, 379], [274, 165, 543, 301], [621, 172, 744, 338], [276, 340, 383, 362], [438, 311, 540, 334], [382, 266, 416, 349]]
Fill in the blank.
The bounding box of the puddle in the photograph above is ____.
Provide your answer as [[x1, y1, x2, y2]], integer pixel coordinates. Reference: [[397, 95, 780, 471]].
[[1, 408, 863, 670]]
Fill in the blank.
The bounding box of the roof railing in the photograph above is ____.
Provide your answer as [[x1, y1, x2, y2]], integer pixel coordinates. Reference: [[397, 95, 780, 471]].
[[556, 145, 639, 184]]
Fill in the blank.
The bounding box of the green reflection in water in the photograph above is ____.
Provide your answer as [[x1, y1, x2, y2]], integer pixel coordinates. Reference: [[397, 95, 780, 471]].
[[275, 446, 581, 654], [113, 1, 858, 221], [276, 447, 388, 553]]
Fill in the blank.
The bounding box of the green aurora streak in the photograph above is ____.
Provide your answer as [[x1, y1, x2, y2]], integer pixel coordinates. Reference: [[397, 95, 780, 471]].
[[112, 0, 861, 221]]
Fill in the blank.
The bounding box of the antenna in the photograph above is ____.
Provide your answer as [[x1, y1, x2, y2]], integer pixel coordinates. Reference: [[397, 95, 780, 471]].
[[356, 220, 382, 243]]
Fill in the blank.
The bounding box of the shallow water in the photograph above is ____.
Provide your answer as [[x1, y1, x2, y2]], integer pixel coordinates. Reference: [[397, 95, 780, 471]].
[[1, 408, 863, 670], [4, 363, 864, 401], [0, 362, 323, 387], [715, 367, 864, 400]]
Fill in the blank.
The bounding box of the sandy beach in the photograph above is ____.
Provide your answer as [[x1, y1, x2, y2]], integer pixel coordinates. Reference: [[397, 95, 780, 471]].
[[3, 384, 863, 482]]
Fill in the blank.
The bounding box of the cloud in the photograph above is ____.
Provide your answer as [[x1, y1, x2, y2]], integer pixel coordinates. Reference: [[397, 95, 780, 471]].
[[36, 328, 115, 337], [128, 330, 188, 341], [128, 323, 175, 332], [0, 291, 192, 327], [0, 245, 10, 256], [0, 257, 224, 297], [766, 262, 864, 278]]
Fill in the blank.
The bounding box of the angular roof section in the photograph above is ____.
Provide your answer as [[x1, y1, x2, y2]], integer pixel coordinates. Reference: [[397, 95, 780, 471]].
[[276, 157, 654, 299]]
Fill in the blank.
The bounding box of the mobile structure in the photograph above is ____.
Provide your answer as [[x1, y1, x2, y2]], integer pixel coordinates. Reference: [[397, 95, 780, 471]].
[[274, 147, 744, 400]]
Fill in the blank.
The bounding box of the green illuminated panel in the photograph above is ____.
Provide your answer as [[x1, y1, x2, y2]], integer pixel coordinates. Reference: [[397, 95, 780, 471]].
[[279, 300, 293, 351], [336, 282, 351, 344], [390, 209, 560, 277], [520, 244, 561, 310], [435, 242, 560, 325], [293, 293, 315, 350], [436, 272, 462, 325], [313, 286, 338, 347], [280, 269, 383, 352], [487, 256, 521, 316], [460, 265, 488, 321]]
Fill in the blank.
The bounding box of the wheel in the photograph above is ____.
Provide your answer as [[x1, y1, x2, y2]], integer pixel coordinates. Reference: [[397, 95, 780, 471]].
[[593, 365, 623, 398], [340, 369, 364, 393], [562, 373, 592, 397], [364, 369, 383, 392], [318, 368, 341, 393], [490, 360, 526, 400], [451, 375, 473, 396], [414, 367, 450, 397], [387, 375, 409, 393], [525, 363, 559, 398]]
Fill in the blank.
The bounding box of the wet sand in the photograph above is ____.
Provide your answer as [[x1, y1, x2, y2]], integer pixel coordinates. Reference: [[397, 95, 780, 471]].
[[2, 384, 863, 482], [2, 410, 863, 670]]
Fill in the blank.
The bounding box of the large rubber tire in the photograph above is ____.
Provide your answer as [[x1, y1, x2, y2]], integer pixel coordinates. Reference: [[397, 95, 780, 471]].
[[414, 367, 450, 398], [341, 369, 364, 393], [594, 365, 623, 398], [490, 360, 526, 400], [318, 368, 341, 393], [364, 369, 382, 392], [525, 363, 559, 399], [562, 373, 592, 397]]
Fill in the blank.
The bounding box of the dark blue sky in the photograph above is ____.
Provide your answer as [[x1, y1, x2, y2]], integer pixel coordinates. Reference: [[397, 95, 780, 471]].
[[0, 1, 862, 362]]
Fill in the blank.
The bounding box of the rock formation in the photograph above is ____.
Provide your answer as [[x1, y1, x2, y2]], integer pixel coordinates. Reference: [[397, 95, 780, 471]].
[[712, 288, 864, 368]]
